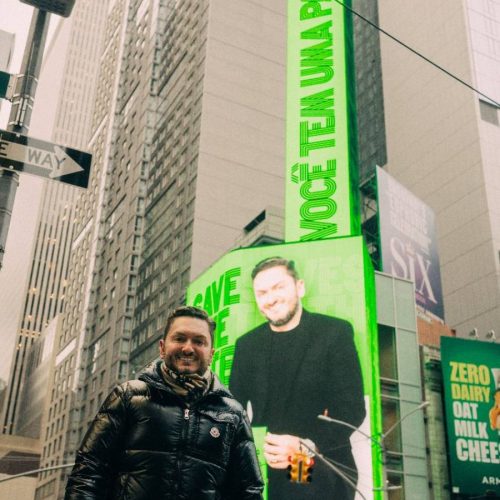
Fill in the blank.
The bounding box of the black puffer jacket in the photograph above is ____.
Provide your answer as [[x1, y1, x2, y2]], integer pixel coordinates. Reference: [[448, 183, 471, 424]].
[[65, 360, 263, 499]]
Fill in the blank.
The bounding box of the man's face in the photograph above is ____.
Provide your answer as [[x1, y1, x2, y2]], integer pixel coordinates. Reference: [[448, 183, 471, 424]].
[[253, 265, 305, 330], [159, 316, 214, 375]]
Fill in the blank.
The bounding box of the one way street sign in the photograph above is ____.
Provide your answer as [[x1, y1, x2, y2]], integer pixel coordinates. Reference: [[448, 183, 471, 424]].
[[0, 129, 91, 188]]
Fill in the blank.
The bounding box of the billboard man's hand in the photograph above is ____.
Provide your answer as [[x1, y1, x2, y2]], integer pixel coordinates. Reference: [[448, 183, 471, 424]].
[[264, 433, 301, 469]]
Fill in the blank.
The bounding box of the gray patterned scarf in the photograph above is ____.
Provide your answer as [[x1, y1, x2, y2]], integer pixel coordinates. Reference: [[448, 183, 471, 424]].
[[160, 362, 212, 402]]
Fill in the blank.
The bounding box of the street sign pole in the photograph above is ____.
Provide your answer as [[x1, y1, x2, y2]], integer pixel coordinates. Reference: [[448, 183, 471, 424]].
[[0, 7, 50, 269]]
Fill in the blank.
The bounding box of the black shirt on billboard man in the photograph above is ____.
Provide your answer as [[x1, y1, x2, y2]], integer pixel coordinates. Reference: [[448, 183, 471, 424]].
[[229, 257, 366, 500]]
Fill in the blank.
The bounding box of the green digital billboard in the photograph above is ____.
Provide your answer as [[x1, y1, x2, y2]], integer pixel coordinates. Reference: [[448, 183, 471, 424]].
[[187, 236, 382, 499], [441, 336, 500, 497], [286, 0, 359, 242]]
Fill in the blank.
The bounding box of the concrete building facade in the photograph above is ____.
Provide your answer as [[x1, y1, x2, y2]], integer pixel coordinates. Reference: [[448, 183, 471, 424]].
[[0, 434, 40, 500], [375, 272, 430, 499], [1, 183, 76, 436], [37, 1, 136, 496], [352, 0, 387, 182], [35, 316, 77, 500], [130, 0, 286, 371], [378, 0, 500, 338]]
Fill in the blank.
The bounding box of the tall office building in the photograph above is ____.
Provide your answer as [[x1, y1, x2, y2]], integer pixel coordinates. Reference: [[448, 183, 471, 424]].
[[130, 0, 286, 370], [37, 2, 286, 496], [421, 345, 452, 500], [34, 0, 126, 496], [63, 0, 157, 434], [15, 317, 58, 440], [378, 0, 500, 337], [0, 184, 75, 436], [352, 0, 387, 182], [1, 0, 106, 437], [39, 0, 172, 496]]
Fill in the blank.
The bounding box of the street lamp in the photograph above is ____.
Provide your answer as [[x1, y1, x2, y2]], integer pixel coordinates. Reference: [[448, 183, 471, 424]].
[[382, 400, 430, 439], [469, 328, 479, 339], [317, 401, 430, 499], [485, 330, 496, 341]]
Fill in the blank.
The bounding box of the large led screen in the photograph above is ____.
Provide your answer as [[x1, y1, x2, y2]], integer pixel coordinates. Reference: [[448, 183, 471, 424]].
[[286, 0, 360, 242], [187, 236, 382, 499]]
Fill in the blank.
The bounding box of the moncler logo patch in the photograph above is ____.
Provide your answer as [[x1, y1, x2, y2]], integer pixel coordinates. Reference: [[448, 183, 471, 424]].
[[210, 427, 220, 438]]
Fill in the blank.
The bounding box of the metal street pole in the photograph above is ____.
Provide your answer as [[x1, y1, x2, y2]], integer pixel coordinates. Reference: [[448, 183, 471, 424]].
[[0, 7, 51, 269], [299, 438, 368, 500], [0, 462, 75, 483], [318, 401, 430, 500], [318, 413, 391, 499]]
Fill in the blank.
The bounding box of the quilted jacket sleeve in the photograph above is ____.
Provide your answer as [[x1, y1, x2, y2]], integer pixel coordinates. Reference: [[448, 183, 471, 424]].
[[64, 385, 127, 500], [223, 411, 264, 500]]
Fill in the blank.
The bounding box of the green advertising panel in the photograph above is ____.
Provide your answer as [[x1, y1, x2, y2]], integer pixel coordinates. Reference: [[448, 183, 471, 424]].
[[286, 0, 360, 242], [441, 337, 500, 496], [187, 236, 382, 499]]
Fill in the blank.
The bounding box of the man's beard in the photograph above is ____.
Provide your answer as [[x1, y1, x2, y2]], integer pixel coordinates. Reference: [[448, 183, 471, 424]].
[[164, 354, 209, 376], [266, 301, 300, 328]]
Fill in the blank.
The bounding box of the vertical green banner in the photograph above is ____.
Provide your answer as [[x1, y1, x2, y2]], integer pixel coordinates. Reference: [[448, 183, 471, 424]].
[[286, 0, 359, 242], [187, 237, 382, 499], [441, 337, 500, 497]]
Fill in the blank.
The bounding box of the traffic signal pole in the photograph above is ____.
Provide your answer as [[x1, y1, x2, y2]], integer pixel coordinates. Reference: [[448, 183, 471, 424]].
[[0, 7, 50, 269]]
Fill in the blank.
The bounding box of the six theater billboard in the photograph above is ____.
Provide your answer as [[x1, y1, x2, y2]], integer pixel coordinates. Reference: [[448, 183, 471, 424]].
[[377, 167, 444, 320], [441, 336, 500, 497], [187, 237, 383, 499]]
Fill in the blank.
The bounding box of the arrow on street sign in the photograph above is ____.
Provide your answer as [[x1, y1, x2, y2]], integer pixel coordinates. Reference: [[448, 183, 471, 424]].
[[0, 129, 91, 188]]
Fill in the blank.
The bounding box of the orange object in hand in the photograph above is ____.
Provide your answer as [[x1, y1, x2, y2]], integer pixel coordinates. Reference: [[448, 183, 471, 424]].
[[287, 452, 314, 483]]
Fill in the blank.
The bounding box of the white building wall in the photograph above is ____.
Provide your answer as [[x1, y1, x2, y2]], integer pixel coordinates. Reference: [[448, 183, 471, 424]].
[[191, 0, 286, 279], [378, 0, 500, 337], [466, 0, 500, 333]]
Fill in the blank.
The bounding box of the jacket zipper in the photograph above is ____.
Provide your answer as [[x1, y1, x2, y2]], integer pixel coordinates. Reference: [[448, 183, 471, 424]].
[[177, 406, 190, 495]]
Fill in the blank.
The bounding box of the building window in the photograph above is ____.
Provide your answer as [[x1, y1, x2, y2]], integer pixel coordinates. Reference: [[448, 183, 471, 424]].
[[382, 397, 402, 454], [386, 471, 404, 500], [118, 361, 128, 380], [378, 325, 398, 381]]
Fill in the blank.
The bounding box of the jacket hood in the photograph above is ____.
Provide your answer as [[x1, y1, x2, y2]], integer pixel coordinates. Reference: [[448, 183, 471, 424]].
[[137, 358, 233, 399]]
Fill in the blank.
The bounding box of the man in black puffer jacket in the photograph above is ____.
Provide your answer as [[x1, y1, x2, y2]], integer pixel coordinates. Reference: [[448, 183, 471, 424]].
[[65, 306, 263, 500]]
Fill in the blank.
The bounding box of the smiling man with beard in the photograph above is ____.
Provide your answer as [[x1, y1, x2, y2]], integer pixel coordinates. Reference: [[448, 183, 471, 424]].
[[229, 257, 366, 500], [65, 306, 263, 500]]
